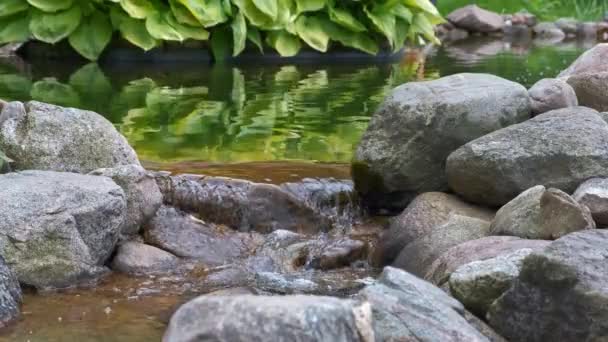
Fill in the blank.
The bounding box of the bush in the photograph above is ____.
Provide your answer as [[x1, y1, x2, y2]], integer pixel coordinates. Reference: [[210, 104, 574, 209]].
[[0, 0, 443, 61]]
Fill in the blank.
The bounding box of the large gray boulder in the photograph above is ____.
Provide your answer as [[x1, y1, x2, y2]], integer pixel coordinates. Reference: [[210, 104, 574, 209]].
[[558, 43, 608, 78], [353, 73, 530, 213], [532, 22, 565, 40], [449, 248, 534, 316], [528, 78, 578, 115], [0, 101, 139, 173], [111, 241, 179, 275], [0, 256, 21, 327], [357, 267, 490, 341], [90, 165, 162, 238], [154, 173, 331, 234], [490, 186, 595, 239], [573, 178, 608, 226], [164, 295, 373, 342], [374, 192, 494, 266], [447, 5, 505, 32], [0, 171, 126, 289], [488, 229, 608, 341], [567, 72, 608, 112], [447, 107, 608, 206], [392, 214, 492, 277], [425, 236, 549, 286]]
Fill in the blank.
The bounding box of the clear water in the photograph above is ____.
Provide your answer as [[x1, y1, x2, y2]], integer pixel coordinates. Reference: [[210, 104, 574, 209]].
[[0, 38, 588, 167]]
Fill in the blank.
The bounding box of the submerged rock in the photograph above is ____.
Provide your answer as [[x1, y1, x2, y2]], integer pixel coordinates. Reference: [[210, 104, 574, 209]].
[[307, 238, 367, 270], [528, 78, 578, 115], [0, 101, 139, 173], [488, 229, 608, 341], [0, 256, 21, 327], [155, 173, 331, 234], [447, 107, 608, 206], [573, 178, 608, 226], [374, 192, 494, 266], [164, 295, 373, 342], [90, 165, 162, 238], [254, 272, 319, 294], [567, 72, 608, 112], [353, 73, 529, 213], [447, 5, 505, 32], [357, 267, 489, 341], [490, 186, 595, 239], [111, 241, 179, 275], [558, 43, 608, 77], [0, 171, 125, 289]]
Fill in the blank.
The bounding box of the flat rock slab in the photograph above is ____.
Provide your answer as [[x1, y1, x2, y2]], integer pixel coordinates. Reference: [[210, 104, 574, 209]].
[[447, 5, 505, 32]]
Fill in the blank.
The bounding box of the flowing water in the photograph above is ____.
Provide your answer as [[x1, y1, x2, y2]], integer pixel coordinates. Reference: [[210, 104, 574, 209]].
[[0, 38, 591, 341]]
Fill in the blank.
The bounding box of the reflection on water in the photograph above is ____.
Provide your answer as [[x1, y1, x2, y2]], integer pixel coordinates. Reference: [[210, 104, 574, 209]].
[[0, 38, 587, 165]]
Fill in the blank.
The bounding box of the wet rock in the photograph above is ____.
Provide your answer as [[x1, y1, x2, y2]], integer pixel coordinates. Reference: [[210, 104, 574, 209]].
[[447, 107, 608, 206], [0, 171, 125, 289], [488, 229, 608, 341], [155, 173, 331, 234], [425, 236, 550, 286], [449, 248, 534, 316], [308, 238, 367, 270], [252, 230, 310, 273], [392, 215, 491, 277], [578, 22, 598, 39], [533, 22, 565, 40], [206, 287, 257, 296], [254, 272, 319, 294], [567, 72, 608, 112], [528, 78, 578, 115], [164, 295, 372, 342], [144, 206, 259, 266], [555, 18, 579, 36], [374, 192, 494, 266], [463, 311, 508, 342], [491, 186, 595, 239], [502, 24, 532, 40], [90, 165, 162, 238], [357, 267, 489, 341], [111, 241, 179, 275], [0, 256, 21, 327], [573, 178, 608, 226], [0, 101, 139, 173], [558, 43, 608, 77], [447, 5, 505, 32], [353, 73, 530, 213]]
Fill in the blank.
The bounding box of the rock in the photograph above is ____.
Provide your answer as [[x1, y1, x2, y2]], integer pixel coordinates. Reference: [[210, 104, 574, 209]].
[[488, 229, 608, 341], [90, 165, 162, 238], [308, 238, 367, 270], [463, 311, 508, 342], [111, 241, 179, 275], [502, 24, 532, 40], [447, 107, 608, 206], [254, 272, 319, 294], [573, 178, 608, 226], [0, 101, 139, 173], [578, 22, 598, 39], [555, 18, 579, 36], [144, 206, 259, 266], [357, 267, 489, 341], [449, 248, 534, 316], [447, 5, 504, 32], [374, 192, 494, 266], [533, 22, 566, 40], [425, 236, 550, 286], [164, 295, 372, 342], [567, 72, 608, 112], [0, 171, 125, 289], [558, 43, 608, 78], [0, 256, 21, 327], [510, 12, 537, 27], [353, 73, 530, 213], [528, 78, 578, 115], [392, 214, 492, 277], [154, 173, 331, 234], [490, 186, 595, 239]]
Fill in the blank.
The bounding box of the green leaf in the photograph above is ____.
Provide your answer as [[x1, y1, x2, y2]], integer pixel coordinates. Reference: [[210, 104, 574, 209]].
[[410, 12, 440, 44], [30, 6, 82, 44], [251, 0, 278, 20], [177, 0, 228, 27], [322, 21, 378, 54], [211, 25, 232, 62], [364, 5, 396, 48], [0, 0, 29, 18], [169, 0, 199, 26], [120, 0, 156, 19], [404, 0, 440, 17], [30, 78, 81, 107], [165, 13, 209, 40], [119, 16, 157, 51], [391, 4, 413, 22], [0, 15, 30, 44], [27, 0, 74, 13], [146, 12, 184, 41], [69, 63, 112, 97], [295, 0, 324, 13], [246, 26, 263, 53], [266, 30, 301, 57], [295, 15, 329, 52], [68, 10, 113, 60], [329, 7, 366, 32], [0, 74, 33, 101], [231, 11, 247, 56]]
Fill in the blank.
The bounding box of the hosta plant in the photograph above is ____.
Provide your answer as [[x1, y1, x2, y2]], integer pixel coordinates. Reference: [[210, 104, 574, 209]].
[[0, 0, 443, 61]]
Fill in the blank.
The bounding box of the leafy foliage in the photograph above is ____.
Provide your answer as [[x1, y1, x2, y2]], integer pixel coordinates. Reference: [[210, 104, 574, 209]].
[[0, 0, 443, 61]]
